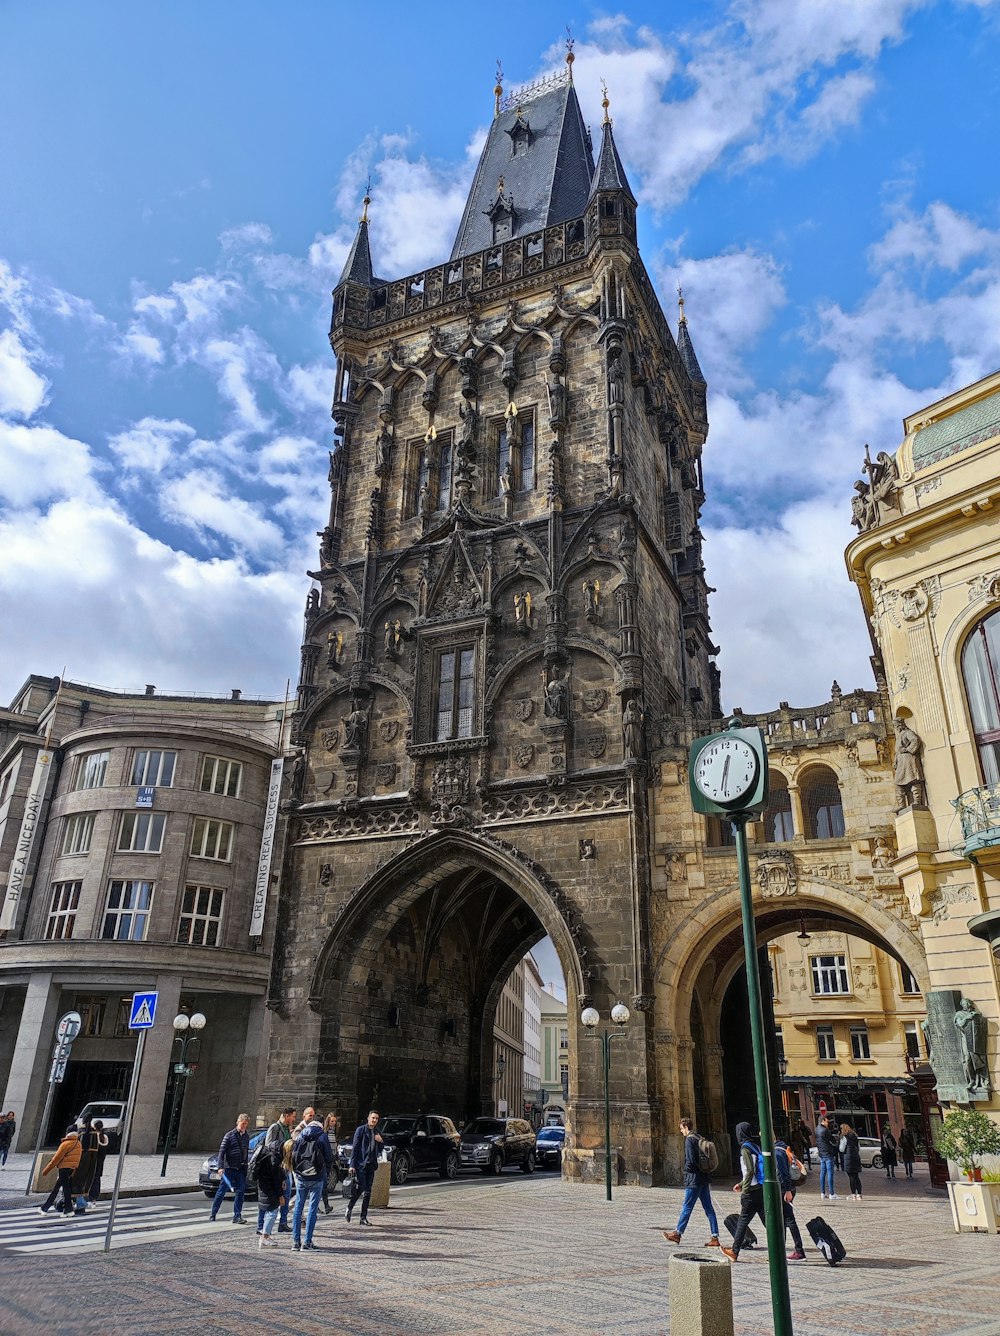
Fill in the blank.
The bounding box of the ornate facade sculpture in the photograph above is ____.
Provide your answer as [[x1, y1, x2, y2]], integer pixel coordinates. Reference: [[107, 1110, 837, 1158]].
[[955, 998, 991, 1096], [893, 717, 925, 810], [583, 578, 601, 622], [543, 666, 569, 720], [513, 591, 534, 634], [850, 445, 899, 531], [343, 700, 369, 751], [623, 697, 644, 759], [327, 630, 345, 670]]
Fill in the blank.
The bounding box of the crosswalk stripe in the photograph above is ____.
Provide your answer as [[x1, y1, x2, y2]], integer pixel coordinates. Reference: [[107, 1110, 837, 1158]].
[[7, 1220, 226, 1255], [0, 1199, 231, 1253]]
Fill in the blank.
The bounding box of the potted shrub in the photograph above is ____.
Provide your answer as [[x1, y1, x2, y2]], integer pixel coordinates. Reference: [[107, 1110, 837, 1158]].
[[937, 1108, 1000, 1181]]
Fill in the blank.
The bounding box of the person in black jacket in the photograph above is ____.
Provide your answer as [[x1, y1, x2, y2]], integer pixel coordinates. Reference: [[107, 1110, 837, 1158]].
[[662, 1117, 720, 1248], [210, 1113, 250, 1223], [86, 1120, 110, 1207], [0, 1111, 16, 1167], [70, 1118, 99, 1216], [840, 1122, 863, 1200], [774, 1138, 806, 1259], [879, 1123, 898, 1179], [256, 1138, 286, 1249], [815, 1114, 838, 1200], [345, 1110, 383, 1226]]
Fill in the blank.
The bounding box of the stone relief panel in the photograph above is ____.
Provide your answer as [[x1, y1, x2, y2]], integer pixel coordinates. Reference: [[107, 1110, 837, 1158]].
[[481, 778, 629, 824], [570, 649, 620, 774], [489, 656, 547, 783], [362, 686, 410, 797]]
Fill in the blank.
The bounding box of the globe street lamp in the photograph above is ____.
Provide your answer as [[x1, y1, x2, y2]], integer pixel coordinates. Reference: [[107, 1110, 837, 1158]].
[[493, 1052, 507, 1116], [159, 1012, 206, 1177], [581, 1002, 630, 1201]]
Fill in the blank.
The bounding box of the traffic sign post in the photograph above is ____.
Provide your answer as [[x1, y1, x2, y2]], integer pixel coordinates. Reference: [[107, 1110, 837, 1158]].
[[25, 1011, 82, 1197], [103, 991, 157, 1251]]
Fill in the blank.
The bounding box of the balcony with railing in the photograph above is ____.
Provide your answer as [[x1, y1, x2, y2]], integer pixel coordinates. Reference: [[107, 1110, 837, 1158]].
[[953, 784, 1000, 860]]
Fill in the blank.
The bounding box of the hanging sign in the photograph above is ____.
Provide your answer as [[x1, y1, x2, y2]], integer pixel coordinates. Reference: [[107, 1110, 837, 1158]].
[[0, 748, 54, 930], [250, 757, 284, 936]]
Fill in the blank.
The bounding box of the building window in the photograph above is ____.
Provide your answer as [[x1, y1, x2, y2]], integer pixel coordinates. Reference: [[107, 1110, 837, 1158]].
[[559, 1028, 568, 1052], [903, 1022, 921, 1060], [962, 607, 1000, 787], [200, 756, 243, 798], [437, 438, 453, 511], [492, 413, 535, 496], [61, 813, 95, 856], [816, 1025, 836, 1061], [76, 994, 107, 1037], [117, 811, 166, 853], [435, 645, 476, 741], [190, 817, 234, 862], [114, 995, 135, 1036], [132, 750, 176, 787], [404, 442, 431, 518], [75, 751, 110, 791], [850, 1025, 871, 1060], [0, 761, 17, 806], [519, 418, 535, 492], [763, 775, 794, 842], [801, 765, 845, 838], [811, 954, 850, 995], [899, 963, 920, 995], [177, 884, 225, 946], [45, 881, 81, 940], [774, 1025, 785, 1061], [102, 879, 154, 941]]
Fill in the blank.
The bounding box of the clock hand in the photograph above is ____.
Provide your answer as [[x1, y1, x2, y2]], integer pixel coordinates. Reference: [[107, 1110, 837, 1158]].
[[721, 755, 731, 793]]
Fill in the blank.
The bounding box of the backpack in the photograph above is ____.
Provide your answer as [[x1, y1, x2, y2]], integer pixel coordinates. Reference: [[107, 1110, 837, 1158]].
[[246, 1138, 267, 1185], [293, 1132, 322, 1178], [696, 1136, 719, 1174], [742, 1141, 765, 1186]]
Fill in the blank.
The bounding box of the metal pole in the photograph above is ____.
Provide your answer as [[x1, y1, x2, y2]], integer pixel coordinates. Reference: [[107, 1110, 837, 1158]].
[[603, 1030, 612, 1203], [24, 1076, 59, 1198], [159, 1048, 183, 1178], [733, 815, 794, 1336], [103, 1028, 147, 1253]]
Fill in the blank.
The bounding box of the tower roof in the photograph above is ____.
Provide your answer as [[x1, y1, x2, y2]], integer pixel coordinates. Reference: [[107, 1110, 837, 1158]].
[[450, 74, 594, 262], [338, 204, 377, 288], [588, 100, 636, 205], [676, 294, 706, 385]]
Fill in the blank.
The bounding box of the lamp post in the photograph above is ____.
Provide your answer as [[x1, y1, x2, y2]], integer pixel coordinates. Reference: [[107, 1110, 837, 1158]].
[[159, 1012, 206, 1177], [581, 1002, 630, 1202]]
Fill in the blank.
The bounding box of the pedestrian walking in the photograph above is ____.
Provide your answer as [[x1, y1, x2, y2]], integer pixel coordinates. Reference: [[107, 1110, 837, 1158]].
[[773, 1137, 807, 1260], [87, 1120, 110, 1206], [0, 1112, 15, 1167], [321, 1113, 339, 1215], [257, 1107, 296, 1236], [722, 1122, 767, 1263], [345, 1110, 383, 1227], [70, 1118, 99, 1215], [256, 1134, 287, 1250], [662, 1117, 720, 1248], [291, 1111, 332, 1250], [210, 1113, 251, 1223], [879, 1123, 898, 1179], [898, 1125, 916, 1178], [797, 1120, 813, 1168], [815, 1113, 838, 1200], [292, 1106, 316, 1137], [38, 1124, 81, 1215], [839, 1122, 863, 1200]]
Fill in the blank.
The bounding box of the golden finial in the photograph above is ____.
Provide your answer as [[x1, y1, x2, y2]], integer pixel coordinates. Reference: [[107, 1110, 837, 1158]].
[[677, 286, 687, 325], [360, 176, 371, 224], [601, 79, 612, 127], [566, 27, 575, 81], [494, 59, 504, 117]]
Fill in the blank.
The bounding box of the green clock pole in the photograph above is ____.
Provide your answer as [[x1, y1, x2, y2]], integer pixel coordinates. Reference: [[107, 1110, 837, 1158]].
[[731, 810, 794, 1336]]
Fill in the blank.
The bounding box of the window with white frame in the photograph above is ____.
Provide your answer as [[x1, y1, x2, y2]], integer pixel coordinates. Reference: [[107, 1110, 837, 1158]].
[[61, 812, 95, 856], [190, 817, 233, 862], [45, 881, 81, 940], [811, 953, 850, 995], [75, 751, 110, 791], [434, 645, 476, 741], [899, 963, 920, 995], [903, 1022, 921, 1060], [816, 1025, 836, 1061], [102, 880, 154, 941], [117, 811, 166, 853], [131, 750, 176, 787], [850, 1024, 871, 1060], [200, 756, 243, 798], [177, 884, 225, 946]]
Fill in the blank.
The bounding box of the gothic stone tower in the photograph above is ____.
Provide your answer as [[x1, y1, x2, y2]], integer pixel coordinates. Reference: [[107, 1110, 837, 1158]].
[[264, 64, 717, 1186]]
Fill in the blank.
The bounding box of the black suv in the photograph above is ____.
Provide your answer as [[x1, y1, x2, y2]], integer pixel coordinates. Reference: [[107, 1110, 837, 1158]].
[[460, 1117, 536, 1175], [370, 1115, 461, 1185]]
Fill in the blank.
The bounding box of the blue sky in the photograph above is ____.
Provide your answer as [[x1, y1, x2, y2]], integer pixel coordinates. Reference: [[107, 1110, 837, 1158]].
[[3, 1, 1000, 712]]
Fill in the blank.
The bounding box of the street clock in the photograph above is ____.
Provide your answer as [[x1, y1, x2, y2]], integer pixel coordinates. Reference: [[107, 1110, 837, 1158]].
[[689, 721, 769, 817]]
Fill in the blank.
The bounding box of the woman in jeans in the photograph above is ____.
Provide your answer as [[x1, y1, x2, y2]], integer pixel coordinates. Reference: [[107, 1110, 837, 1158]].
[[256, 1139, 285, 1249], [321, 1113, 339, 1214], [839, 1123, 863, 1201]]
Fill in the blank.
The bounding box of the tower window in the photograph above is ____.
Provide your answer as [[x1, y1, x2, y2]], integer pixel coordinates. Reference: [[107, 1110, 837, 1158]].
[[801, 765, 845, 839], [493, 412, 535, 497], [763, 774, 794, 842], [435, 645, 476, 741], [437, 440, 453, 511]]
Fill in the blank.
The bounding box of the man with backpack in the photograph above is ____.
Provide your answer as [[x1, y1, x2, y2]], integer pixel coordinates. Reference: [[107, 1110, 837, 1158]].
[[773, 1135, 807, 1260], [662, 1117, 720, 1248], [290, 1111, 332, 1251], [722, 1121, 768, 1262]]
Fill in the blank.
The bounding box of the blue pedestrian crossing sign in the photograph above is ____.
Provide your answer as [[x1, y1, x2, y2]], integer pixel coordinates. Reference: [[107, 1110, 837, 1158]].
[[129, 991, 158, 1029]]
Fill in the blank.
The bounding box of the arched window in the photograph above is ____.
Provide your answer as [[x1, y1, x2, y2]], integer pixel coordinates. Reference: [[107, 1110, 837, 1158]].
[[962, 607, 1000, 787], [763, 774, 794, 842], [801, 765, 845, 839]]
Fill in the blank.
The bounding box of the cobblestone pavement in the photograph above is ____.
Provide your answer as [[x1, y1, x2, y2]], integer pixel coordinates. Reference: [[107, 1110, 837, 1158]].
[[0, 1166, 996, 1335]]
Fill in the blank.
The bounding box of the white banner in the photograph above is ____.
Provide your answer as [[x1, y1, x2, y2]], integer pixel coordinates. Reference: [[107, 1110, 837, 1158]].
[[250, 757, 284, 936], [1, 749, 54, 931]]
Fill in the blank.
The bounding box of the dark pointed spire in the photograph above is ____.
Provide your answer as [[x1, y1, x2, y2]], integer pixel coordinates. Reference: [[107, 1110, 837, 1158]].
[[588, 83, 636, 205], [338, 188, 375, 287], [676, 289, 706, 385]]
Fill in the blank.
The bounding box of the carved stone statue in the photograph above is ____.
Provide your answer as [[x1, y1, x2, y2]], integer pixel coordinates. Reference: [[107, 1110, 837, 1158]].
[[893, 717, 925, 810], [305, 588, 320, 620], [513, 591, 533, 634], [607, 352, 625, 406], [543, 666, 569, 721], [623, 697, 644, 759], [547, 374, 566, 428], [583, 578, 601, 621], [343, 701, 369, 751], [375, 428, 392, 474], [327, 630, 345, 670], [317, 526, 335, 568], [384, 619, 402, 657], [955, 998, 991, 1096], [850, 445, 899, 531], [459, 400, 478, 449], [417, 480, 431, 519]]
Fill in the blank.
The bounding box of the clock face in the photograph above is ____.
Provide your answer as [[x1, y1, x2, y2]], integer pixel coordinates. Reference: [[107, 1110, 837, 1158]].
[[693, 737, 759, 806]]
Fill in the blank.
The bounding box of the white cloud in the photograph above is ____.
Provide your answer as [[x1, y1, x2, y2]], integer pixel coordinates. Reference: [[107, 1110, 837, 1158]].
[[0, 420, 98, 507], [0, 329, 49, 417], [286, 361, 332, 415], [160, 467, 285, 553], [108, 417, 196, 474], [121, 328, 165, 364]]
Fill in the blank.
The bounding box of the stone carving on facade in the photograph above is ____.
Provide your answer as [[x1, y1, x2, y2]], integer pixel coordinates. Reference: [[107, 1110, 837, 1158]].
[[623, 698, 644, 759], [512, 698, 534, 723], [298, 803, 421, 842], [343, 700, 370, 752], [893, 717, 925, 810], [579, 838, 597, 861], [384, 620, 404, 659], [810, 862, 851, 883], [375, 762, 397, 788], [318, 863, 333, 888], [317, 525, 336, 567], [542, 665, 569, 721], [322, 728, 340, 753], [378, 720, 400, 744], [584, 732, 607, 759], [430, 756, 470, 825], [305, 588, 320, 621], [514, 743, 534, 769], [853, 962, 877, 994], [871, 834, 894, 872], [327, 630, 346, 670], [967, 571, 1000, 603], [481, 779, 629, 824], [375, 428, 392, 476], [756, 850, 797, 897], [928, 882, 976, 925], [582, 578, 601, 623], [850, 445, 899, 531], [955, 998, 992, 1097], [897, 669, 909, 691], [435, 565, 480, 615], [582, 688, 608, 713], [513, 591, 534, 634]]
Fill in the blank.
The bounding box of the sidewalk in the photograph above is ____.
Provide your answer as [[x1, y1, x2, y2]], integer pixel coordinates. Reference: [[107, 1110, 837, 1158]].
[[0, 1162, 996, 1335], [0, 1152, 204, 1207]]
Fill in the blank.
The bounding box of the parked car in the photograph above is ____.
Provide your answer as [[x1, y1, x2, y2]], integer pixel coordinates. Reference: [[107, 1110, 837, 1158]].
[[372, 1114, 461, 1185], [460, 1117, 536, 1175], [535, 1124, 565, 1170], [75, 1101, 127, 1152], [855, 1136, 884, 1169]]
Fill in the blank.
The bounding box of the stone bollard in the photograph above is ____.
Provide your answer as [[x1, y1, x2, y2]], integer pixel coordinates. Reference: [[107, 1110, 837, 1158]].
[[669, 1252, 735, 1336]]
